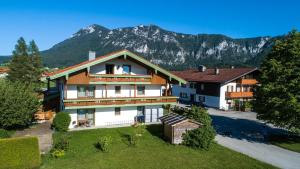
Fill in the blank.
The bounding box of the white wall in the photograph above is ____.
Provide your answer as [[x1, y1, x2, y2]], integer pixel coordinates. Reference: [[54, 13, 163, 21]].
[[90, 58, 148, 75], [144, 85, 161, 97], [94, 107, 138, 126], [106, 85, 132, 97], [172, 83, 196, 101], [67, 109, 78, 129], [219, 82, 237, 110], [66, 85, 77, 99]]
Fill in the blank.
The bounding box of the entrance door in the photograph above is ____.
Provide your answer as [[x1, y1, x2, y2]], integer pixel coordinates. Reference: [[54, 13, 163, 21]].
[[151, 108, 158, 122]]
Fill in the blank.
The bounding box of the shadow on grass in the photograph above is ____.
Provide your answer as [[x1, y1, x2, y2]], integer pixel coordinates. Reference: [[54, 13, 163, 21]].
[[146, 124, 164, 140]]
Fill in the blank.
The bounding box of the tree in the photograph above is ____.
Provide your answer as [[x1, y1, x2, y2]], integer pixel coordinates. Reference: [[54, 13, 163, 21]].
[[7, 38, 42, 86], [0, 80, 40, 129], [253, 30, 300, 133], [179, 106, 216, 149]]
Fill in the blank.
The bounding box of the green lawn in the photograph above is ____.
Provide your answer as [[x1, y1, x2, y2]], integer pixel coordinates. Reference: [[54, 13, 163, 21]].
[[269, 134, 300, 153], [41, 125, 276, 169]]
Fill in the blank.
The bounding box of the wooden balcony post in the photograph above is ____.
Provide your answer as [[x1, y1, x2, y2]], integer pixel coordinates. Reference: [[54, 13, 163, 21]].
[[134, 84, 137, 97], [105, 84, 107, 98]]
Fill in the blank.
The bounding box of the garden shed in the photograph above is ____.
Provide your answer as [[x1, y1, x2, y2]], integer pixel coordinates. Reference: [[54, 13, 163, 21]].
[[159, 113, 201, 144]]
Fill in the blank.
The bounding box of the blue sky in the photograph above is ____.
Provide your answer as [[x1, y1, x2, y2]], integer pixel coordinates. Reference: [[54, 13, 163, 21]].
[[0, 0, 299, 55]]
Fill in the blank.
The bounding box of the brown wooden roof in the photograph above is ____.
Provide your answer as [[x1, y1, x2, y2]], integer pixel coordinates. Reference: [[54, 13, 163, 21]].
[[172, 67, 258, 84]]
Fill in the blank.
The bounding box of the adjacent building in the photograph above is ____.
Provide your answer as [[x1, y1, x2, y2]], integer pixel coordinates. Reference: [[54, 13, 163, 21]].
[[172, 66, 259, 110], [43, 50, 186, 129]]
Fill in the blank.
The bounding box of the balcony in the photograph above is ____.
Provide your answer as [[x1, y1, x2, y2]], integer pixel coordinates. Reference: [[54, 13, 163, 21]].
[[63, 96, 178, 109], [89, 74, 152, 84], [238, 79, 258, 85], [225, 92, 253, 98]]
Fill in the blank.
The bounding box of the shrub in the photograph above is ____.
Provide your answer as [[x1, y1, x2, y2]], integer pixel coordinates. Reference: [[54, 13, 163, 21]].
[[0, 129, 10, 138], [183, 125, 216, 150], [0, 81, 40, 129], [52, 112, 71, 132], [53, 134, 69, 151], [0, 137, 41, 169], [51, 149, 65, 158], [129, 134, 139, 147], [95, 136, 112, 152]]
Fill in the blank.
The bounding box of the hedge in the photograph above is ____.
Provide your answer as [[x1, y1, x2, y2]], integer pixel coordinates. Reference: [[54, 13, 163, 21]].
[[0, 137, 41, 169]]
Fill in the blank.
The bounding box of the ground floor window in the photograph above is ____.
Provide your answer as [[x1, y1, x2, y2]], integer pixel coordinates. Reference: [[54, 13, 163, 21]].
[[115, 107, 121, 116], [77, 109, 94, 127], [199, 96, 205, 102]]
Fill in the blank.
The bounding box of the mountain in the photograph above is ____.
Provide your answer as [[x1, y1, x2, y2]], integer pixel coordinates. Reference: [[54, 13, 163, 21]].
[[41, 24, 277, 69]]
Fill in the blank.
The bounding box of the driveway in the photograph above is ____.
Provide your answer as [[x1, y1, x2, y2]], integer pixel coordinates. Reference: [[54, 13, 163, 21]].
[[208, 108, 300, 169], [13, 121, 53, 154]]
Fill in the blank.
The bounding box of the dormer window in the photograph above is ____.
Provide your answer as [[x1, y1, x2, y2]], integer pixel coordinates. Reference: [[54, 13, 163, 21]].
[[122, 65, 131, 74]]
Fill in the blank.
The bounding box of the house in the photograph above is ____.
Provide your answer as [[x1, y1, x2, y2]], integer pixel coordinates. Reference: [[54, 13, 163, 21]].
[[42, 50, 186, 129], [0, 67, 9, 78], [172, 66, 259, 110], [159, 113, 201, 144]]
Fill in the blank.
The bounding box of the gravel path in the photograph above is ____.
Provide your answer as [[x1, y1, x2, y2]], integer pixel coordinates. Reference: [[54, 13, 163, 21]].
[[208, 108, 300, 169], [13, 121, 53, 154]]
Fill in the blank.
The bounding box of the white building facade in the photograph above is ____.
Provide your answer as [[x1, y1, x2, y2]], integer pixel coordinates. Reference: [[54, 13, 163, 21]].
[[172, 67, 259, 110], [44, 50, 186, 129]]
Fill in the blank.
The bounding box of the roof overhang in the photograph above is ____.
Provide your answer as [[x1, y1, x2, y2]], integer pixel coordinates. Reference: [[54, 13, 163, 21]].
[[42, 50, 187, 84]]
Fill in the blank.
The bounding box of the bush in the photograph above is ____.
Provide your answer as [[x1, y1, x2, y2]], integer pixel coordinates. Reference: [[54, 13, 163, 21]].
[[52, 112, 71, 132], [0, 81, 40, 129], [51, 149, 65, 158], [0, 129, 10, 138], [95, 136, 112, 152], [183, 125, 216, 150], [53, 134, 69, 151], [129, 133, 139, 147], [0, 137, 41, 169]]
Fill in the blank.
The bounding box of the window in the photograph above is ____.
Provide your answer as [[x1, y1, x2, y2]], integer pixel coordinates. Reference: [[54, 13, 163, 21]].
[[199, 96, 205, 103], [180, 92, 188, 98], [105, 64, 114, 74], [137, 106, 145, 116], [200, 84, 204, 90], [227, 85, 234, 92], [189, 83, 195, 88], [115, 107, 121, 116], [115, 86, 121, 94], [137, 86, 145, 95], [77, 86, 95, 98], [122, 65, 131, 74], [181, 84, 187, 88]]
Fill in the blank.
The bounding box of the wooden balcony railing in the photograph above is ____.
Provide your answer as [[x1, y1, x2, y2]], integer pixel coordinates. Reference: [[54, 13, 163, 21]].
[[238, 79, 258, 85], [225, 92, 253, 98], [89, 74, 152, 83], [63, 96, 178, 108]]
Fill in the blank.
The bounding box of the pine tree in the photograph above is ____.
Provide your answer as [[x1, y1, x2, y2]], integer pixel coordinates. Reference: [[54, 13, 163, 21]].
[[7, 37, 42, 86], [254, 30, 300, 133], [28, 40, 43, 85]]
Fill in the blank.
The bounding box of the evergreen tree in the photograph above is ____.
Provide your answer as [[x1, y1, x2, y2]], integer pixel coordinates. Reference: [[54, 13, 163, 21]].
[[7, 37, 42, 86], [254, 30, 300, 133], [28, 40, 43, 85]]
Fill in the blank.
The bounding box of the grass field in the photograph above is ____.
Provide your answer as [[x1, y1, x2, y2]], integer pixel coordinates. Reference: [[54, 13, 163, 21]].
[[269, 134, 300, 153], [41, 125, 276, 169]]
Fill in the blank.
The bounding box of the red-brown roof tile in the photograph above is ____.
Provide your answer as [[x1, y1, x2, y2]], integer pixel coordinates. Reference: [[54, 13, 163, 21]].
[[172, 68, 257, 83]]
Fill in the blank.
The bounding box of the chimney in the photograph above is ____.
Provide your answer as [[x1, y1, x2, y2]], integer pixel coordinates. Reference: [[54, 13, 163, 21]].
[[215, 68, 219, 75], [231, 65, 235, 69], [198, 65, 206, 72], [88, 51, 96, 61]]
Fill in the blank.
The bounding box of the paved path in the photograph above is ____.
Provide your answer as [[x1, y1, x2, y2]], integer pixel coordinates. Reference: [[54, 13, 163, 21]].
[[13, 121, 53, 154], [208, 108, 300, 169]]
